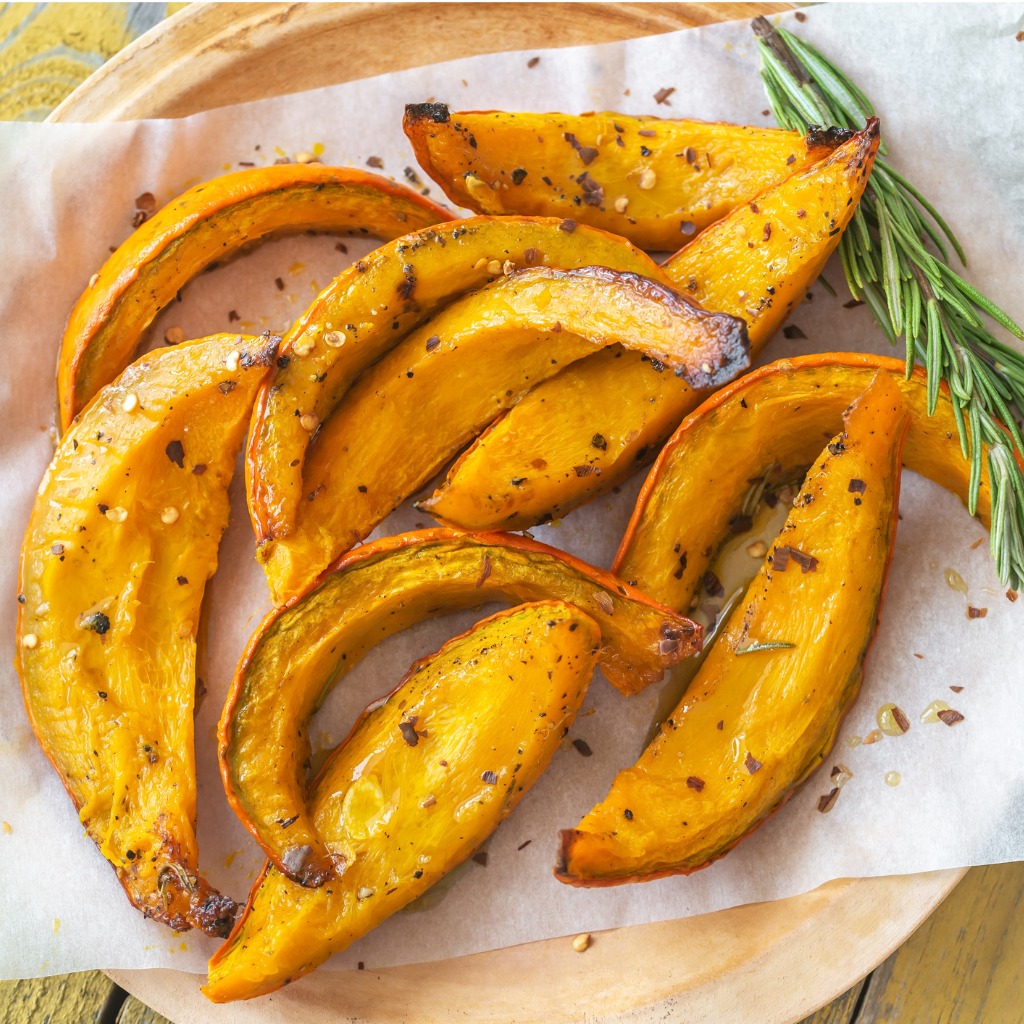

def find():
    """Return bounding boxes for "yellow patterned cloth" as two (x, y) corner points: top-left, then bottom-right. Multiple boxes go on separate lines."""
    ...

(0, 2), (186, 120)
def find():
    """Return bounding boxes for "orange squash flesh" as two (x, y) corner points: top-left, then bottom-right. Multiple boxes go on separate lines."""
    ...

(246, 216), (670, 541)
(614, 353), (990, 612)
(207, 601), (601, 1001)
(257, 265), (748, 600)
(57, 164), (448, 431)
(557, 372), (908, 885)
(17, 332), (279, 934)
(404, 103), (850, 250)
(222, 529), (699, 887)
(422, 122), (880, 531)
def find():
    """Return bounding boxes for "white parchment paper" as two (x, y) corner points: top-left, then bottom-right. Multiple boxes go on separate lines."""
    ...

(1, 2), (1022, 980)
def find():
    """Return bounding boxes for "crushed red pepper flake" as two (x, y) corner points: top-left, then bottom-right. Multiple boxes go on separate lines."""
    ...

(763, 222), (772, 241)
(481, 770), (498, 785)
(366, 156), (384, 169)
(949, 684), (964, 693)
(274, 276), (285, 291)
(398, 721), (419, 747)
(937, 708), (965, 726)
(559, 218), (577, 233)
(527, 56), (540, 68)
(744, 752), (763, 775)
(817, 787), (840, 813)
(572, 738), (593, 757)
(967, 605), (988, 619)
(472, 851), (489, 866)
(848, 478), (867, 494)
(703, 570), (725, 598)
(1007, 590), (1019, 602)
(475, 554), (492, 589)
(653, 86), (676, 105)
(686, 776), (705, 792)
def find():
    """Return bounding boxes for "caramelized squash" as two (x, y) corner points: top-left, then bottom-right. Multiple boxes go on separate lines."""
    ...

(614, 352), (991, 611)
(57, 165), (448, 430)
(423, 122), (880, 531)
(257, 265), (747, 600)
(207, 601), (601, 1001)
(557, 373), (907, 884)
(222, 529), (699, 887)
(247, 216), (669, 540)
(404, 103), (851, 250)
(17, 332), (279, 934)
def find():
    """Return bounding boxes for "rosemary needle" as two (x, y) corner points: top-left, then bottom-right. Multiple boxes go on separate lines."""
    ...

(753, 17), (1024, 591)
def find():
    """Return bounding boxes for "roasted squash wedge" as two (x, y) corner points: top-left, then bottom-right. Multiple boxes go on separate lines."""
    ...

(247, 216), (670, 541)
(17, 332), (279, 934)
(404, 103), (852, 250)
(422, 122), (880, 531)
(557, 372), (908, 884)
(207, 601), (601, 1001)
(258, 265), (747, 600)
(614, 352), (992, 611)
(57, 164), (448, 430)
(222, 529), (699, 887)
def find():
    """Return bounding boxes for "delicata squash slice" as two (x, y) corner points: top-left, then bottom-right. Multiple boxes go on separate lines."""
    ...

(247, 216), (670, 541)
(557, 372), (908, 885)
(17, 332), (280, 935)
(423, 121), (880, 531)
(222, 529), (699, 887)
(207, 601), (602, 1002)
(615, 352), (994, 611)
(57, 164), (447, 430)
(404, 103), (852, 250)
(258, 265), (748, 600)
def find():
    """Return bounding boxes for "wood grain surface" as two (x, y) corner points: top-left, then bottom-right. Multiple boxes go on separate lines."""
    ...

(2, 3), (1021, 1024)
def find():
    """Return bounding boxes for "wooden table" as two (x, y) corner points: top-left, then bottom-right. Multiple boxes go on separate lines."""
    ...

(2, 5), (1022, 1022)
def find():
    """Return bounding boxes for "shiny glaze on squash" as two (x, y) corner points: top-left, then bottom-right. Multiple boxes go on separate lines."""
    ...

(558, 372), (907, 884)
(18, 332), (278, 934)
(207, 602), (601, 1001)
(257, 265), (747, 600)
(614, 352), (991, 611)
(404, 103), (849, 250)
(247, 216), (669, 540)
(57, 164), (447, 430)
(222, 529), (699, 887)
(423, 121), (880, 531)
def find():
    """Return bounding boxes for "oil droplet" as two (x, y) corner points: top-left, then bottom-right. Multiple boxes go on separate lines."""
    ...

(53, 918), (60, 935)
(944, 567), (968, 595)
(921, 700), (951, 724)
(341, 775), (389, 839)
(224, 849), (239, 869)
(312, 142), (325, 157)
(877, 703), (909, 736)
(1, 821), (11, 834)
(288, 261), (307, 276)
(884, 771), (901, 787)
(847, 735), (863, 748)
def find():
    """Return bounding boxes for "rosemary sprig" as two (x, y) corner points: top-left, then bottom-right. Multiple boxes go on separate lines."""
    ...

(753, 17), (1024, 591)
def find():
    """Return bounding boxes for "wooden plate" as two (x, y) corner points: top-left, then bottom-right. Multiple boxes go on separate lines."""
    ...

(50, 4), (963, 1022)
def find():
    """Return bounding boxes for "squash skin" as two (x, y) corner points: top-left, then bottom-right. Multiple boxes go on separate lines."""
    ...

(257, 265), (748, 600)
(403, 103), (848, 250)
(17, 332), (279, 934)
(614, 352), (991, 611)
(422, 121), (880, 531)
(222, 529), (699, 888)
(207, 601), (601, 1002)
(246, 216), (671, 541)
(557, 372), (908, 885)
(57, 164), (448, 431)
